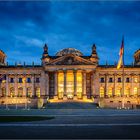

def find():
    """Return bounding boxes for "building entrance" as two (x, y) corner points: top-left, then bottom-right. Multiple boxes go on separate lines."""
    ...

(57, 71), (83, 99)
(66, 72), (74, 99)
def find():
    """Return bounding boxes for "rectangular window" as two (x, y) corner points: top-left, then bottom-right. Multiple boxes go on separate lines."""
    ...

(109, 78), (113, 83)
(36, 78), (40, 83)
(36, 87), (40, 97)
(19, 78), (22, 83)
(134, 87), (138, 96)
(10, 78), (14, 83)
(100, 87), (104, 97)
(126, 77), (130, 83)
(118, 77), (121, 83)
(100, 77), (104, 83)
(27, 78), (31, 83)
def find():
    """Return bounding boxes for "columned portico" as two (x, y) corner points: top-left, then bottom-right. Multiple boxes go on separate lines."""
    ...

(56, 70), (84, 100)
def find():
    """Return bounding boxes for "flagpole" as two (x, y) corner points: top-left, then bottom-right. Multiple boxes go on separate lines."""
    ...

(122, 36), (125, 108)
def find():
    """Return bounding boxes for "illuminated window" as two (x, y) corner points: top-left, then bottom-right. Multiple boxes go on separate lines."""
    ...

(36, 87), (40, 97)
(134, 77), (138, 83)
(108, 87), (113, 97)
(18, 87), (23, 97)
(100, 87), (104, 97)
(27, 87), (32, 97)
(125, 88), (130, 96)
(10, 87), (15, 97)
(134, 87), (138, 96)
(116, 87), (121, 96)
(1, 88), (6, 97)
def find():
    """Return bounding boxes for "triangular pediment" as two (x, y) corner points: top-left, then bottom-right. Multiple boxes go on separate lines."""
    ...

(47, 54), (94, 65)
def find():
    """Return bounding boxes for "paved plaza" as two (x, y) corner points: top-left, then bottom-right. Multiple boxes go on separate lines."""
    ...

(0, 102), (140, 139)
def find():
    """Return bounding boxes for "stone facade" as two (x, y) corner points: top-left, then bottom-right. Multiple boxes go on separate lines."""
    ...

(0, 44), (140, 108)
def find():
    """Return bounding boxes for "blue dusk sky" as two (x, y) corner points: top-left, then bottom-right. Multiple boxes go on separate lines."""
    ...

(0, 1), (140, 65)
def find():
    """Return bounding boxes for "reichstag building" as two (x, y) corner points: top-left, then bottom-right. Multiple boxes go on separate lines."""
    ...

(0, 44), (140, 108)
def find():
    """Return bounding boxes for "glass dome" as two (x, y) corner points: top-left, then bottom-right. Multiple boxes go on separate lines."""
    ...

(56, 48), (83, 56)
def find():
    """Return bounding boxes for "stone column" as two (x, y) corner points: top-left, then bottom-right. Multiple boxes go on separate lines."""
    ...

(105, 73), (108, 98)
(113, 73), (116, 97)
(15, 74), (18, 97)
(82, 71), (86, 99)
(23, 76), (26, 97)
(91, 71), (94, 97)
(6, 74), (9, 97)
(74, 70), (77, 96)
(45, 72), (49, 96)
(54, 71), (58, 98)
(64, 70), (67, 97)
(130, 74), (133, 96)
(122, 73), (125, 97)
(40, 72), (46, 97)
(31, 74), (35, 97)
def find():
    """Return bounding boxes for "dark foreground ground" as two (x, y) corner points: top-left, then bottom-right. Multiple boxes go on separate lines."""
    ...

(0, 102), (140, 139)
(0, 114), (140, 139)
(0, 125), (140, 139)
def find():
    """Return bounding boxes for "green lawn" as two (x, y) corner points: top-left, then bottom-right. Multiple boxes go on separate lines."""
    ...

(0, 116), (54, 122)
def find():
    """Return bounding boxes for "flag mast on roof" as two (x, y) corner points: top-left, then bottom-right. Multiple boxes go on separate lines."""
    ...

(117, 36), (125, 108)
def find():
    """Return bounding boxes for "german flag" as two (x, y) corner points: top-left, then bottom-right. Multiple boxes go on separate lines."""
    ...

(117, 37), (124, 69)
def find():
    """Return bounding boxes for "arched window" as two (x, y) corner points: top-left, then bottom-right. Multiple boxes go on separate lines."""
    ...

(18, 87), (23, 97)
(100, 87), (104, 97)
(10, 87), (15, 97)
(108, 87), (113, 97)
(27, 87), (32, 97)
(36, 87), (40, 98)
(134, 87), (138, 96)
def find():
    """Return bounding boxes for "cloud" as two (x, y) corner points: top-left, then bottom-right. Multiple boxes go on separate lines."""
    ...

(0, 1), (140, 65)
(14, 35), (44, 47)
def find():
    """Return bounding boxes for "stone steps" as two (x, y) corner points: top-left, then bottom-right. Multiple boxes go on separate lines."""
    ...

(46, 102), (98, 109)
